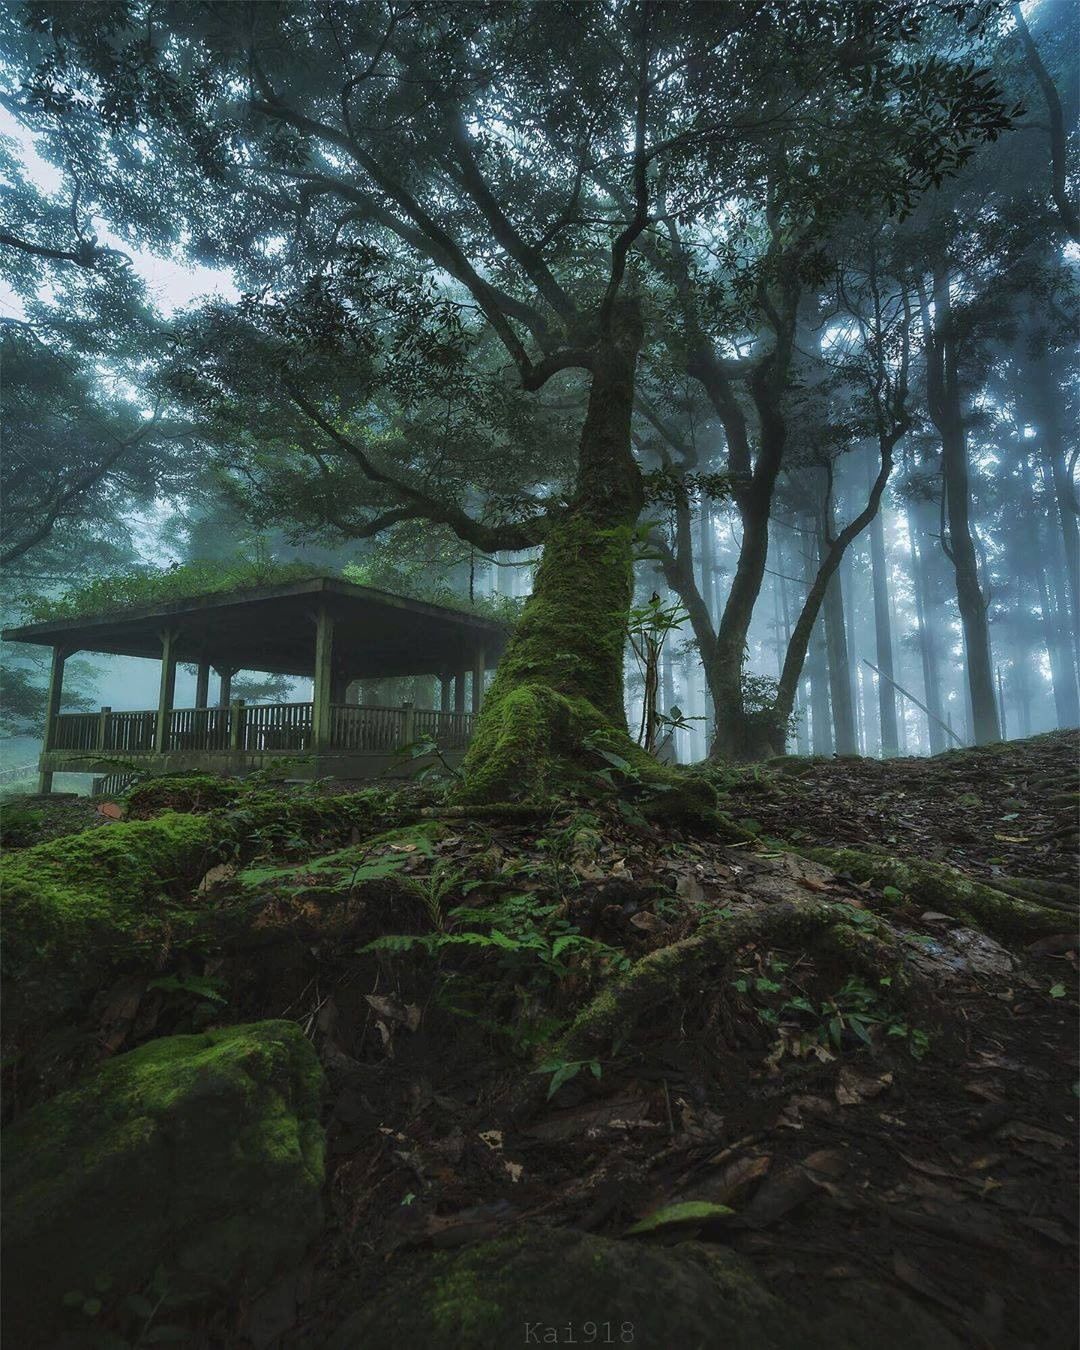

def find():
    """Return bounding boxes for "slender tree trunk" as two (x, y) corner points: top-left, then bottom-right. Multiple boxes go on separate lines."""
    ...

(924, 267), (999, 744)
(802, 517), (833, 755)
(1035, 542), (1080, 727)
(822, 522), (858, 754)
(868, 466), (899, 755)
(908, 503), (947, 754)
(698, 500), (717, 626)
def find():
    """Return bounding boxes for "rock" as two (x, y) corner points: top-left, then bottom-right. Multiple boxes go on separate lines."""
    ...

(325, 1227), (961, 1350)
(326, 1229), (793, 1350)
(2, 1020), (325, 1347)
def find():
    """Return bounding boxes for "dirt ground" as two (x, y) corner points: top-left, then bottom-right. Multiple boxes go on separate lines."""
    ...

(7, 733), (1077, 1348)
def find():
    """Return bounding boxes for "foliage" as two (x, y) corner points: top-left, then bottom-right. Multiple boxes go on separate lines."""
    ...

(26, 557), (326, 623)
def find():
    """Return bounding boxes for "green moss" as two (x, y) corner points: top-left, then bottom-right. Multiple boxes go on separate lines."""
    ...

(804, 846), (1064, 942)
(327, 1228), (797, 1350)
(2, 1021), (324, 1347)
(1, 812), (221, 992)
(27, 558), (325, 623)
(126, 773), (241, 817)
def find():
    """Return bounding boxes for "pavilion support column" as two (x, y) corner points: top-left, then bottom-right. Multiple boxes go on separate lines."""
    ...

(471, 648), (486, 714)
(440, 673), (453, 713)
(312, 605), (335, 753)
(38, 644), (70, 794)
(154, 628), (179, 756)
(195, 659), (211, 709)
(216, 667), (235, 709)
(454, 668), (466, 714)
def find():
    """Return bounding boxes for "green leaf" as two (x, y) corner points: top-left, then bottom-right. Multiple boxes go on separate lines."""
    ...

(882, 885), (903, 902)
(626, 1201), (735, 1236)
(597, 748), (633, 774)
(1049, 983), (1066, 999)
(82, 1298), (103, 1316)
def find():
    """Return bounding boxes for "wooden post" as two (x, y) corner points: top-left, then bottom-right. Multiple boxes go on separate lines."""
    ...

(401, 700), (416, 745)
(312, 605), (334, 752)
(471, 647), (486, 714)
(229, 699), (245, 752)
(454, 668), (466, 714)
(195, 660), (211, 708)
(216, 667), (234, 709)
(97, 706), (111, 752)
(154, 629), (178, 756)
(38, 644), (68, 794)
(440, 673), (452, 713)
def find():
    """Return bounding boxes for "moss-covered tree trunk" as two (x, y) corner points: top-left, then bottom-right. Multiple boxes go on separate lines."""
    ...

(458, 303), (646, 803)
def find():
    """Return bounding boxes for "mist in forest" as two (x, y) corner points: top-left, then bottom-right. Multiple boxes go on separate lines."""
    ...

(0, 0), (1076, 788)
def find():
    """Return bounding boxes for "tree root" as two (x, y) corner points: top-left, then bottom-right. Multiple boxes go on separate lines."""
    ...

(553, 899), (924, 1069)
(988, 875), (1077, 915)
(801, 847), (1069, 943)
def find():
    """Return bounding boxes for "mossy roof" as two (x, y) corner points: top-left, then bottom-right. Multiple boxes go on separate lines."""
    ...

(3, 576), (508, 679)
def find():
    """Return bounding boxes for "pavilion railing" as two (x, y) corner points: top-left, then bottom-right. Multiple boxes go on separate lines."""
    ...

(168, 707), (230, 752)
(240, 702), (313, 752)
(50, 712), (101, 751)
(415, 708), (474, 750)
(50, 703), (478, 757)
(329, 704), (406, 752)
(106, 710), (158, 754)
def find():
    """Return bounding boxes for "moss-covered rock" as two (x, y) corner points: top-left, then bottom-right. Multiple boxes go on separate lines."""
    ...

(327, 1229), (792, 1350)
(2, 1020), (325, 1347)
(2, 811), (224, 1025)
(326, 1228), (960, 1350)
(126, 773), (241, 818)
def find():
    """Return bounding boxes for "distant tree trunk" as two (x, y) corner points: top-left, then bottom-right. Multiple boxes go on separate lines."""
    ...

(923, 267), (999, 744)
(907, 503), (947, 755)
(822, 535), (858, 754)
(698, 501), (717, 626)
(868, 469), (899, 756)
(1035, 542), (1080, 727)
(804, 518), (833, 755)
(1013, 656), (1033, 739)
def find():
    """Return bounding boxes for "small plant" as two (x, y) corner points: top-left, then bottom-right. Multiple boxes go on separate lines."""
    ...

(401, 863), (463, 931)
(730, 957), (930, 1060)
(535, 1056), (602, 1100)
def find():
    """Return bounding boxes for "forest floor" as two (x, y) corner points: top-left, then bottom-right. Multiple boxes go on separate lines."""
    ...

(2, 731), (1077, 1349)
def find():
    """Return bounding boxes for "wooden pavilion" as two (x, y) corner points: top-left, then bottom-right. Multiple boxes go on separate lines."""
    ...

(3, 577), (507, 792)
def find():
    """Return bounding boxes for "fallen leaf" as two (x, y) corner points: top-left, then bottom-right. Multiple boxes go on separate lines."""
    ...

(626, 1200), (735, 1236)
(698, 1153), (772, 1206)
(891, 1251), (969, 1317)
(629, 911), (667, 933)
(676, 873), (706, 904)
(365, 993), (421, 1032)
(835, 1067), (893, 1106)
(995, 1120), (1069, 1150)
(96, 801), (123, 820)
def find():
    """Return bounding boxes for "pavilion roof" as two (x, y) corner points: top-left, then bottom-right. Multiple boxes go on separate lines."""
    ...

(3, 577), (508, 680)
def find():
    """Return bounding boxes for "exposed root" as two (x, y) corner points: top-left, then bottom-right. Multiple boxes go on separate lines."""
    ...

(553, 899), (923, 1070)
(989, 875), (1078, 915)
(802, 847), (1069, 943)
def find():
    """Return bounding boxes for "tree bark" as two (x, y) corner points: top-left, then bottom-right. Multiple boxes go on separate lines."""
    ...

(868, 466), (899, 756)
(924, 267), (1000, 744)
(907, 502), (947, 755)
(459, 301), (649, 801)
(822, 514), (858, 756)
